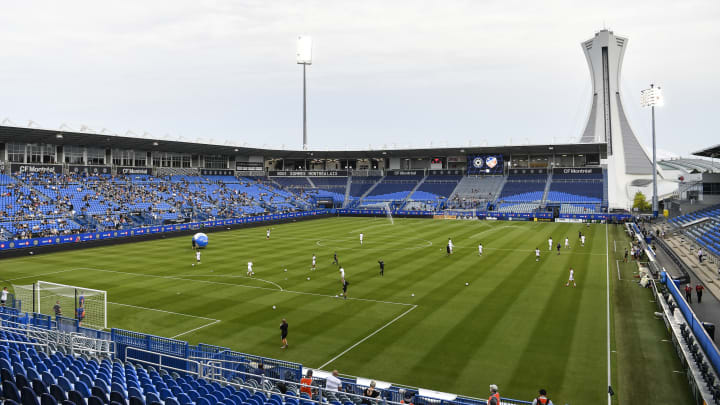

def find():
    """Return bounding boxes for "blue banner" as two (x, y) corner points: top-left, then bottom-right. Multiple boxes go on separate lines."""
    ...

(0, 210), (328, 251)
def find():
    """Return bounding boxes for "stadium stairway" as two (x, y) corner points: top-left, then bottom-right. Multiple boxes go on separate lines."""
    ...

(355, 176), (384, 206)
(539, 171), (553, 209)
(659, 225), (720, 300)
(306, 177), (316, 188)
(342, 177), (351, 208)
(403, 175), (427, 203)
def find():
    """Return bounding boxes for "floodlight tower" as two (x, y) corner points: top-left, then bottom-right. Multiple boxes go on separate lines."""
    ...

(297, 36), (313, 151)
(641, 84), (663, 217)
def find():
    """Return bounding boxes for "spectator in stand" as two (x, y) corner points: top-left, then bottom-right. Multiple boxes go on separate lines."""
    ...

(698, 248), (704, 264)
(487, 385), (500, 405)
(685, 284), (693, 303)
(696, 284), (705, 303)
(361, 381), (380, 405)
(532, 389), (553, 405)
(300, 370), (314, 397)
(325, 370), (343, 393)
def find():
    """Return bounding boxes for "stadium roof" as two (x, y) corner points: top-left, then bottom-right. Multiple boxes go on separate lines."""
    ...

(659, 158), (720, 173)
(693, 144), (720, 158)
(0, 125), (606, 159)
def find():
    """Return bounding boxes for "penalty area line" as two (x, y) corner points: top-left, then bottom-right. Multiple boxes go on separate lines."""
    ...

(108, 301), (222, 340)
(317, 304), (418, 370)
(171, 320), (221, 339)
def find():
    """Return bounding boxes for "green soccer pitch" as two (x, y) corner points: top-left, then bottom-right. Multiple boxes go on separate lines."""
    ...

(0, 217), (694, 404)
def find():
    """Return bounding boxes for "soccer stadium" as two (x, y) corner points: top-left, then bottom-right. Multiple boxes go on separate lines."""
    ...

(1, 4), (720, 405)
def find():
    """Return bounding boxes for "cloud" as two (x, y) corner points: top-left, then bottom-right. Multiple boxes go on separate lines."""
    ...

(0, 0), (718, 153)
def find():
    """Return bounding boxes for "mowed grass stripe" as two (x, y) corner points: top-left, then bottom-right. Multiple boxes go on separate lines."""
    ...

(2, 218), (613, 402)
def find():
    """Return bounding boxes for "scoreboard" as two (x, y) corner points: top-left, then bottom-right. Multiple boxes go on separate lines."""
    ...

(467, 155), (504, 175)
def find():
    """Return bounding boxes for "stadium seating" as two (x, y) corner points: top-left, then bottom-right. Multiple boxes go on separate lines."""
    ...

(410, 175), (462, 201)
(546, 172), (603, 203)
(497, 174), (547, 203)
(363, 175), (423, 202)
(671, 204), (720, 257)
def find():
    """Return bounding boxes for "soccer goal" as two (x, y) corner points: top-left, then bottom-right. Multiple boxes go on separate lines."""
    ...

(34, 281), (108, 330)
(383, 202), (394, 225)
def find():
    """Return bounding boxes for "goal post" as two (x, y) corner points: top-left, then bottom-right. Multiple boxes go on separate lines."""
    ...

(36, 281), (107, 330)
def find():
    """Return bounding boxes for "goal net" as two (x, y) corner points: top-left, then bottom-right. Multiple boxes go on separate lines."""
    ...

(36, 281), (107, 330)
(383, 202), (394, 225)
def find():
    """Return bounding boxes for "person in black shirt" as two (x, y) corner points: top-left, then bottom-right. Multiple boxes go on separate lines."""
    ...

(333, 252), (339, 266)
(280, 319), (289, 349)
(342, 279), (349, 300)
(362, 381), (380, 405)
(378, 260), (384, 276)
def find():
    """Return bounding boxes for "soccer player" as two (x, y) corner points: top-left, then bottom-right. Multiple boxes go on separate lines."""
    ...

(535, 248), (540, 262)
(311, 254), (317, 270)
(191, 238), (197, 250)
(478, 243), (483, 256)
(76, 303), (85, 326)
(266, 229), (271, 240)
(378, 260), (384, 276)
(564, 237), (570, 249)
(566, 268), (576, 287)
(556, 243), (561, 255)
(195, 249), (201, 266)
(360, 233), (364, 246)
(341, 279), (349, 300)
(339, 267), (345, 283)
(247, 261), (254, 276)
(333, 252), (339, 266)
(448, 238), (454, 255)
(280, 319), (289, 349)
(53, 300), (62, 316)
(548, 237), (553, 251)
(623, 248), (629, 263)
(581, 234), (586, 247)
(0, 287), (7, 307)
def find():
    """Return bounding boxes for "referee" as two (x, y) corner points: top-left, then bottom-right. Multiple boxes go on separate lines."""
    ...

(378, 259), (384, 276)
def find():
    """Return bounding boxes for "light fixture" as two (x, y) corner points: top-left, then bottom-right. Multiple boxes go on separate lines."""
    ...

(55, 134), (63, 139)
(152, 142), (159, 146)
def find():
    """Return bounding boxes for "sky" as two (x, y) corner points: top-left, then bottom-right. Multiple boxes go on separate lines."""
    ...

(0, 0), (718, 156)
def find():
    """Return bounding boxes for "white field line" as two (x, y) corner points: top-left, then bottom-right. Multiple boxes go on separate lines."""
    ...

(616, 260), (622, 281)
(5, 269), (78, 282)
(605, 223), (612, 405)
(109, 301), (219, 321)
(176, 274), (283, 291)
(108, 301), (221, 339)
(171, 320), (221, 339)
(317, 304), (418, 369)
(614, 239), (617, 252)
(70, 267), (413, 307)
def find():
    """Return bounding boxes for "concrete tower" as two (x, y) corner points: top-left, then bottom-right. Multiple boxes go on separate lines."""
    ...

(580, 29), (653, 209)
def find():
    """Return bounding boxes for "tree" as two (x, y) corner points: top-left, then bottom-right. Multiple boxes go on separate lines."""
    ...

(633, 191), (651, 211)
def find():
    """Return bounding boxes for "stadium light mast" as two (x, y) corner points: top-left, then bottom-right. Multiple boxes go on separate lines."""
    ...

(640, 84), (663, 217)
(297, 36), (313, 151)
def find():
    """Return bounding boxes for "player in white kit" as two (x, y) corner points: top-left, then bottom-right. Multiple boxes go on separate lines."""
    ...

(478, 243), (483, 256)
(311, 254), (317, 270)
(581, 234), (586, 247)
(339, 267), (345, 283)
(359, 233), (364, 246)
(266, 229), (270, 239)
(548, 237), (553, 251)
(535, 248), (540, 261)
(194, 250), (201, 265)
(566, 268), (576, 287)
(247, 261), (254, 276)
(448, 239), (454, 254)
(564, 237), (570, 249)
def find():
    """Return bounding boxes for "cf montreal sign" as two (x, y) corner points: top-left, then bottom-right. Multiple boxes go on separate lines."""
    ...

(116, 166), (152, 175)
(10, 164), (62, 174)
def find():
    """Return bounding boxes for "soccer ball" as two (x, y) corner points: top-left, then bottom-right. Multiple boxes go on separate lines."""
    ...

(272, 305), (276, 310)
(284, 269), (287, 272)
(307, 277), (310, 280)
(191, 264), (195, 267)
(465, 282), (469, 286)
(192, 233), (209, 248)
(411, 293), (415, 297)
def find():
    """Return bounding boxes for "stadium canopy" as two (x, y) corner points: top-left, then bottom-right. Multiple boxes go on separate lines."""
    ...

(0, 124), (606, 159)
(693, 144), (720, 158)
